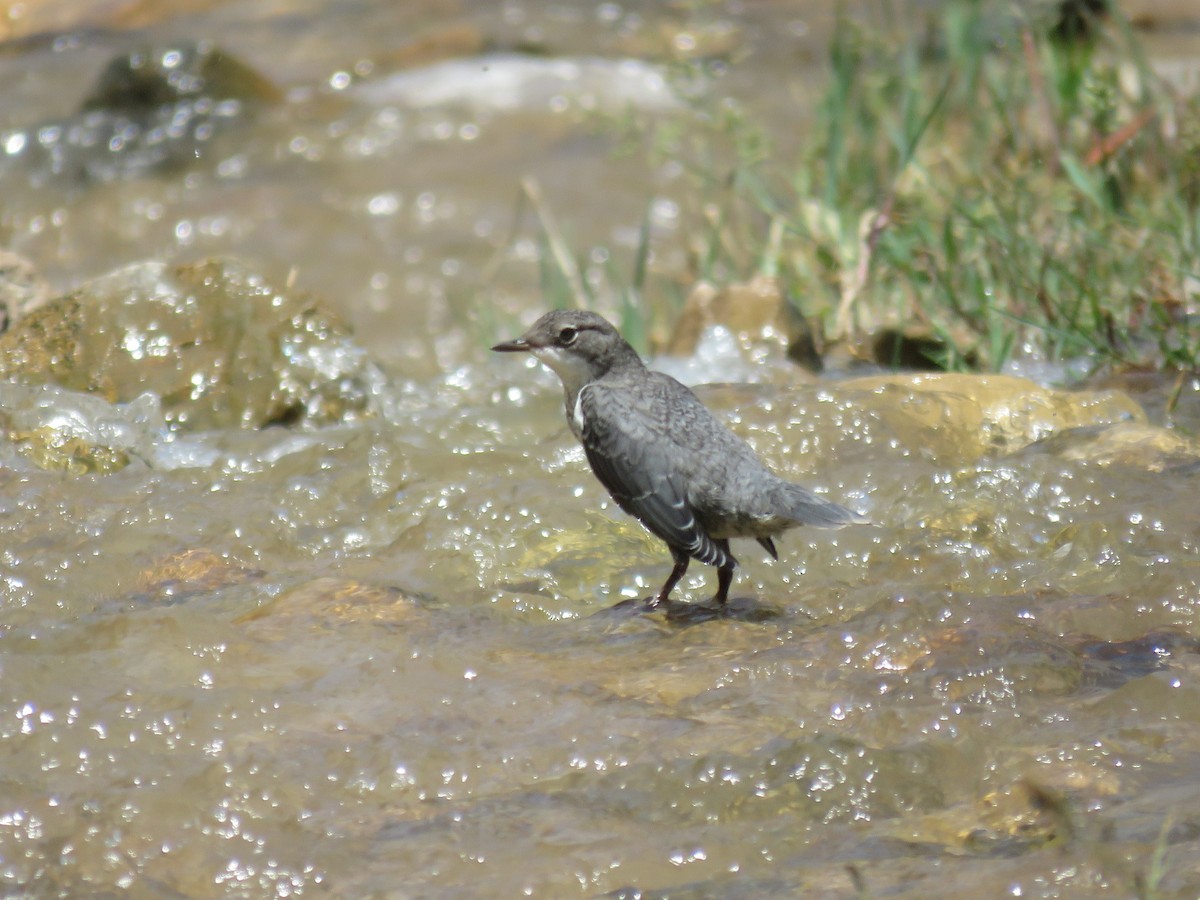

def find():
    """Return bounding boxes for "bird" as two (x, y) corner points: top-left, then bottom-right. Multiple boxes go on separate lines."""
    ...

(492, 309), (865, 607)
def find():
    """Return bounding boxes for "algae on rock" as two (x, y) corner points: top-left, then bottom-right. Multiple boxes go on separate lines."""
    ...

(0, 258), (384, 431)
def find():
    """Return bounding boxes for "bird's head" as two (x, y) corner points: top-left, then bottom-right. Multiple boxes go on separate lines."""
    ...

(492, 310), (640, 392)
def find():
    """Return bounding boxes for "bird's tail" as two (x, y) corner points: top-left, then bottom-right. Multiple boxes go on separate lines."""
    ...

(777, 482), (868, 528)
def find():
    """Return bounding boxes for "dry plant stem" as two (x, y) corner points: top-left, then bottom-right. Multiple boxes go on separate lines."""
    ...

(1084, 107), (1157, 166)
(522, 176), (590, 309)
(835, 193), (894, 339)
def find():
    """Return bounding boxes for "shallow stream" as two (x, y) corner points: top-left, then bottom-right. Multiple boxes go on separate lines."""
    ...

(2, 1), (1200, 897)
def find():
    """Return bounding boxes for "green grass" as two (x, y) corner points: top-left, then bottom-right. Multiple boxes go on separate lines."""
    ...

(622, 1), (1200, 376)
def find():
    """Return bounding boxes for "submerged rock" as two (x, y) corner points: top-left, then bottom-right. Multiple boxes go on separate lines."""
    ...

(0, 258), (385, 431)
(897, 777), (1077, 858)
(236, 576), (419, 640)
(0, 382), (165, 474)
(0, 41), (279, 184)
(839, 372), (1145, 461)
(134, 548), (265, 604)
(80, 41), (281, 116)
(1021, 420), (1200, 471)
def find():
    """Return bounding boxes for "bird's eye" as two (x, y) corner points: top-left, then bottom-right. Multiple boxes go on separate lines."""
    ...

(558, 326), (578, 345)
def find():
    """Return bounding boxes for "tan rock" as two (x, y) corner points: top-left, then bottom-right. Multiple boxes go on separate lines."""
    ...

(839, 372), (1146, 460)
(136, 549), (263, 604)
(665, 275), (822, 371)
(1026, 420), (1200, 470)
(0, 258), (383, 431)
(237, 576), (418, 637)
(7, 424), (130, 474)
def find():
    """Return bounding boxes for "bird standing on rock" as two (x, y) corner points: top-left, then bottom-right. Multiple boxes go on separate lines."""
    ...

(492, 309), (865, 607)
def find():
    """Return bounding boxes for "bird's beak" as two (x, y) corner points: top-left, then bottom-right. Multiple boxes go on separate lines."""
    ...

(491, 336), (531, 353)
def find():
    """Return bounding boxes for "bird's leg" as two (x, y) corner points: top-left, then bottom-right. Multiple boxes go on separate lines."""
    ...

(653, 549), (690, 607)
(713, 539), (734, 605)
(713, 564), (735, 604)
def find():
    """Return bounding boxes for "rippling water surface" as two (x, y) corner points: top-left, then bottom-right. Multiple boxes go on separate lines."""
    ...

(2, 1), (1200, 897)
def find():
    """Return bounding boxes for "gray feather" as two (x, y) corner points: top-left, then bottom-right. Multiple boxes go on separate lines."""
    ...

(581, 382), (733, 568)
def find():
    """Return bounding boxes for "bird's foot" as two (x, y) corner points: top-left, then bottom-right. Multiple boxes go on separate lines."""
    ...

(628, 595), (719, 621)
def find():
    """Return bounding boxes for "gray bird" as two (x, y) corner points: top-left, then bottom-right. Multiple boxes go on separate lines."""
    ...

(492, 309), (864, 606)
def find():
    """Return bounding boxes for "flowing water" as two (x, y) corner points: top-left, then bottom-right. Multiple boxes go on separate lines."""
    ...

(2, 1), (1200, 897)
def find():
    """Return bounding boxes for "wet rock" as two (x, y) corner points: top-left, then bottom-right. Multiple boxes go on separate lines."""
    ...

(969, 780), (1073, 852)
(664, 276), (823, 373)
(0, 258), (385, 431)
(237, 577), (419, 640)
(0, 382), (165, 474)
(839, 372), (1145, 461)
(893, 768), (1120, 857)
(1, 41), (279, 183)
(1021, 420), (1200, 471)
(0, 249), (49, 333)
(81, 41), (281, 115)
(8, 422), (130, 474)
(1075, 629), (1200, 688)
(906, 625), (1085, 703)
(135, 549), (264, 604)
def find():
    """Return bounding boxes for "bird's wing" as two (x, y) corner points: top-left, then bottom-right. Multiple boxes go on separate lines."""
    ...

(579, 383), (730, 567)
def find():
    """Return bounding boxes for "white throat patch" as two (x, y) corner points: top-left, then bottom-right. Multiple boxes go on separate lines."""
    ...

(532, 346), (593, 397)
